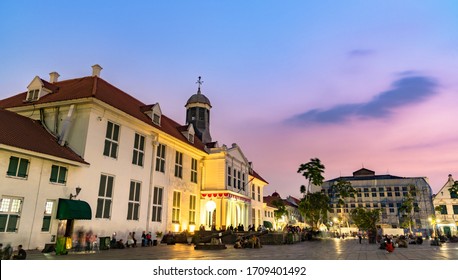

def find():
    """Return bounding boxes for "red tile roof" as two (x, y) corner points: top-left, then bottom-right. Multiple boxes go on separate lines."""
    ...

(0, 108), (88, 164)
(250, 168), (268, 184)
(0, 74), (268, 180)
(0, 76), (207, 152)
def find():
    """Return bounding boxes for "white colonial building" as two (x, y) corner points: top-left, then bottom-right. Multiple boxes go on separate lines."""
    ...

(0, 65), (268, 249)
(432, 174), (458, 237)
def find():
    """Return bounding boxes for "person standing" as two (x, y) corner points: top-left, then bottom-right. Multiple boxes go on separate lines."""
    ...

(357, 231), (362, 244)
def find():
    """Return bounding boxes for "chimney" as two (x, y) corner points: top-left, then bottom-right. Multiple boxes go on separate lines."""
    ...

(91, 64), (103, 77)
(49, 72), (60, 83)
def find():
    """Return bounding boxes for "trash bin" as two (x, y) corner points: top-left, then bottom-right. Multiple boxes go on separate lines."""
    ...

(99, 236), (110, 250)
(55, 237), (68, 255)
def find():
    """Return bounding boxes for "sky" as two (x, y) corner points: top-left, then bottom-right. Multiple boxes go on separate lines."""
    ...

(1, 0), (457, 197)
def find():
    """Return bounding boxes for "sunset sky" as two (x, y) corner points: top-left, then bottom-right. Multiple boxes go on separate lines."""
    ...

(1, 1), (457, 196)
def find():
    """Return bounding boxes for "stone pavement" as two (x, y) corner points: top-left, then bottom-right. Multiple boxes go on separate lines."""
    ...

(23, 237), (458, 260)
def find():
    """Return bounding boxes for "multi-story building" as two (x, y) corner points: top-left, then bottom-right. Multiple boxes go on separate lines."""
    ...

(0, 65), (268, 249)
(432, 174), (458, 237)
(322, 168), (435, 233)
(264, 192), (305, 230)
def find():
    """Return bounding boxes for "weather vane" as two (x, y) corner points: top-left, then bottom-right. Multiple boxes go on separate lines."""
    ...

(196, 76), (203, 93)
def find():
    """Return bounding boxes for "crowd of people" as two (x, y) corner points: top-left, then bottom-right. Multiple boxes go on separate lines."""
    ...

(1, 243), (26, 260)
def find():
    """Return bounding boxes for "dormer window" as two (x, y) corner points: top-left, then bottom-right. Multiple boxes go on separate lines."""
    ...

(153, 113), (161, 125)
(188, 133), (194, 143)
(142, 103), (162, 126)
(27, 89), (40, 101)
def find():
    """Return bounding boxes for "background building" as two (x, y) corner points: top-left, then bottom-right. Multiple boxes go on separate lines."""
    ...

(432, 174), (458, 237)
(322, 168), (435, 234)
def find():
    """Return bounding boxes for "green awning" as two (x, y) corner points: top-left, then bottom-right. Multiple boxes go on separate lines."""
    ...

(56, 198), (92, 220)
(263, 221), (273, 229)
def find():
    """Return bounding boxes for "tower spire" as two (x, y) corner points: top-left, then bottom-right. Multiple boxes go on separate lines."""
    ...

(196, 76), (203, 94)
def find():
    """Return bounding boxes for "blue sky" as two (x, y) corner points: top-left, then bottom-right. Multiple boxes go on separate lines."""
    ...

(1, 0), (457, 196)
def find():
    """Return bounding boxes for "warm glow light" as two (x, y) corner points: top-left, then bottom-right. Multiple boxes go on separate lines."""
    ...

(206, 200), (216, 212)
(173, 223), (179, 232)
(189, 224), (195, 233)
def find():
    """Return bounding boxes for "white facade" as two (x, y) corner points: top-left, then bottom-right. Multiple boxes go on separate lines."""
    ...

(0, 68), (268, 249)
(432, 175), (458, 237)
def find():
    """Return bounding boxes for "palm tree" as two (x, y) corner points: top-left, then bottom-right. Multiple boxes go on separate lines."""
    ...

(297, 158), (325, 196)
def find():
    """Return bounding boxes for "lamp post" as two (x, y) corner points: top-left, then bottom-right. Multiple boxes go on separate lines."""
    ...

(333, 217), (341, 237)
(69, 186), (82, 200)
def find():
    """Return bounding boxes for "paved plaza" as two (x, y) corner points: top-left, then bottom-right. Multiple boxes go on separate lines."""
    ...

(23, 237), (458, 260)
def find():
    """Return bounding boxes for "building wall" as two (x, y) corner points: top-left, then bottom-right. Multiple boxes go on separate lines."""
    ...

(0, 149), (84, 249)
(322, 176), (435, 231)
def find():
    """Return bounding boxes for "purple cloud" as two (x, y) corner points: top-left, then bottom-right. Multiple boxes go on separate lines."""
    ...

(288, 75), (439, 124)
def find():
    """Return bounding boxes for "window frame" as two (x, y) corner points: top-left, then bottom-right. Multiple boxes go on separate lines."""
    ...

(6, 156), (30, 179)
(95, 174), (114, 219)
(155, 144), (166, 173)
(174, 151), (183, 179)
(127, 180), (141, 220)
(0, 196), (23, 232)
(49, 165), (68, 185)
(172, 191), (181, 223)
(189, 195), (196, 225)
(152, 186), (163, 222)
(132, 133), (145, 167)
(103, 121), (120, 159)
(191, 158), (198, 183)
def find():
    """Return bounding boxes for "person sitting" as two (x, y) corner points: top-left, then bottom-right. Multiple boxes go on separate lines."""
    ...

(12, 245), (26, 260)
(385, 237), (395, 253)
(146, 232), (153, 246)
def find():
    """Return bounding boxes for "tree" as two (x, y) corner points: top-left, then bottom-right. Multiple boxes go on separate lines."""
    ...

(298, 192), (330, 230)
(351, 207), (381, 244)
(271, 199), (288, 229)
(298, 158), (325, 195)
(449, 180), (458, 198)
(330, 179), (356, 227)
(398, 186), (419, 233)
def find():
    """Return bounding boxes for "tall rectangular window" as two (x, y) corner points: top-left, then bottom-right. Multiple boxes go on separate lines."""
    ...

(251, 184), (255, 199)
(191, 158), (198, 183)
(132, 133), (145, 166)
(237, 171), (241, 189)
(242, 173), (246, 191)
(227, 166), (232, 187)
(172, 191), (181, 223)
(96, 174), (114, 219)
(41, 200), (54, 232)
(0, 197), (22, 232)
(257, 186), (261, 202)
(453, 205), (458, 214)
(127, 181), (141, 220)
(174, 151), (183, 178)
(439, 205), (448, 215)
(155, 144), (166, 173)
(258, 209), (261, 227)
(103, 121), (120, 158)
(152, 187), (163, 222)
(189, 195), (196, 225)
(7, 156), (29, 178)
(233, 169), (237, 189)
(50, 165), (68, 184)
(252, 208), (256, 226)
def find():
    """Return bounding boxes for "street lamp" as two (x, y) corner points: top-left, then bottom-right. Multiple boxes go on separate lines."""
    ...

(69, 186), (82, 200)
(333, 217), (341, 237)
